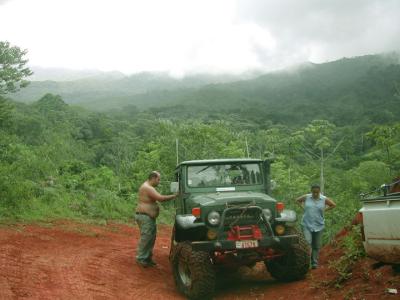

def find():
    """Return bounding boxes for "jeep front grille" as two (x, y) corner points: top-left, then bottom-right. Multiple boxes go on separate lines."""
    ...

(222, 208), (261, 227)
(225, 200), (255, 208)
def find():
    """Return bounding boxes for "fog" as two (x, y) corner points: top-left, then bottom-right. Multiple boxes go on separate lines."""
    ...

(0, 0), (399, 75)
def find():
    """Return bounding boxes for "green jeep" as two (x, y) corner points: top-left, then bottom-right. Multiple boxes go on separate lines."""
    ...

(169, 158), (310, 299)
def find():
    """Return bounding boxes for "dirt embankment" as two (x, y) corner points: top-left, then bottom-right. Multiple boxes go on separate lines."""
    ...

(0, 221), (398, 299)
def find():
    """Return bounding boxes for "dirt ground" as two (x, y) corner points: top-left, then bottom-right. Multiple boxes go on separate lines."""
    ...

(0, 221), (399, 300)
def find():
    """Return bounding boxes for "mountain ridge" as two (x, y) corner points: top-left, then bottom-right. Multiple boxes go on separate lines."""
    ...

(11, 52), (400, 126)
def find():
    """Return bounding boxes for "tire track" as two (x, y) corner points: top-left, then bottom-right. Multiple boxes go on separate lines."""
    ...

(0, 242), (31, 298)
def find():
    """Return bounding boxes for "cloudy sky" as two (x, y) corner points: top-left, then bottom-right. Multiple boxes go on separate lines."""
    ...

(1, 0), (399, 76)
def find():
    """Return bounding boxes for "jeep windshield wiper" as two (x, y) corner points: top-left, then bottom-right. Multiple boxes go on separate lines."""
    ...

(196, 165), (211, 174)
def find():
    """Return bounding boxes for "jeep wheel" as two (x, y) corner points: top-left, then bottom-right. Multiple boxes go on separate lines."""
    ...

(168, 225), (177, 262)
(171, 242), (215, 299)
(265, 227), (310, 281)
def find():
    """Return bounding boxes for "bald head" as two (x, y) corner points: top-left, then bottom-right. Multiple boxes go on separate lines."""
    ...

(148, 171), (161, 187)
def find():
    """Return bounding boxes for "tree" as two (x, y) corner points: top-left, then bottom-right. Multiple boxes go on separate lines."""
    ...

(0, 97), (13, 126)
(0, 41), (32, 126)
(0, 41), (32, 95)
(367, 124), (400, 172)
(301, 120), (340, 193)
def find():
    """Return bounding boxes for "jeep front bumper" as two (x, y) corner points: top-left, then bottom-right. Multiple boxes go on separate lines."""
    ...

(191, 234), (298, 252)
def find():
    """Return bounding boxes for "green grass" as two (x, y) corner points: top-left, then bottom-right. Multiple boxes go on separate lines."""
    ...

(0, 190), (176, 226)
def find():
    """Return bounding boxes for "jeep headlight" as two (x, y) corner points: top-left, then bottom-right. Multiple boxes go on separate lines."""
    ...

(262, 208), (272, 221)
(207, 211), (221, 226)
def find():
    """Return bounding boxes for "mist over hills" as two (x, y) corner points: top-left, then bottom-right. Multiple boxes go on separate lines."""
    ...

(12, 68), (258, 106)
(110, 52), (400, 126)
(11, 52), (400, 126)
(28, 67), (126, 81)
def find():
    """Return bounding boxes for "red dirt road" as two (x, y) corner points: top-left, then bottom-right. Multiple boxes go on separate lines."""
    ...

(0, 221), (398, 299)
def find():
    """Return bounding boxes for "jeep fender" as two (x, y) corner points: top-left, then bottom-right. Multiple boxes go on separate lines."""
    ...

(275, 209), (297, 224)
(175, 215), (205, 230)
(174, 215), (207, 242)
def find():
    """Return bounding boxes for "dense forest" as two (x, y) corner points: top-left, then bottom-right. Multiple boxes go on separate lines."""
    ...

(1, 41), (400, 243)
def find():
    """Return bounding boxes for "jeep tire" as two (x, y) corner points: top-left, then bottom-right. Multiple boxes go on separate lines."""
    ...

(265, 227), (310, 281)
(171, 242), (215, 299)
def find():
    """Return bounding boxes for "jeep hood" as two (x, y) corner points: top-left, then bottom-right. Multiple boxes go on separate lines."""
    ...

(189, 192), (276, 207)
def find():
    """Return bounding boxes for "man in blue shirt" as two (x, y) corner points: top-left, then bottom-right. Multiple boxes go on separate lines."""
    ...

(296, 185), (336, 269)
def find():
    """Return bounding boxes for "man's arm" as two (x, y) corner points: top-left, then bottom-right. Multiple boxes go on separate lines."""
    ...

(147, 186), (176, 202)
(325, 197), (336, 211)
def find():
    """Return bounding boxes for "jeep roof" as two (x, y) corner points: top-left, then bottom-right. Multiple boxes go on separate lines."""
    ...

(177, 158), (263, 167)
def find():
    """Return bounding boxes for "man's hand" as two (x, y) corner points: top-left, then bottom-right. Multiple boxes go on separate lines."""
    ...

(164, 193), (177, 201)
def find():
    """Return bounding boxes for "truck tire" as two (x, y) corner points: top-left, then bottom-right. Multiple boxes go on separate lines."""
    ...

(265, 227), (310, 281)
(168, 225), (177, 262)
(171, 242), (215, 300)
(392, 264), (400, 273)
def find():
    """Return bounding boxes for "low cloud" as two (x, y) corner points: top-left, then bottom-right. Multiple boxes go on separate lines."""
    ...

(237, 0), (400, 66)
(1, 0), (399, 74)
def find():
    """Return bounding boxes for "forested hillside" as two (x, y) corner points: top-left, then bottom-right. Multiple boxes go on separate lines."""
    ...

(1, 94), (399, 242)
(12, 53), (400, 127)
(1, 49), (400, 243)
(11, 71), (254, 108)
(124, 53), (400, 126)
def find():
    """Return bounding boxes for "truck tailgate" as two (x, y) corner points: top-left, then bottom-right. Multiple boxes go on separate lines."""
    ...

(360, 197), (400, 264)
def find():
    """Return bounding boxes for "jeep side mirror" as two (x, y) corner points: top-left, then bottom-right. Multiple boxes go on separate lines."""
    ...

(270, 180), (277, 191)
(170, 182), (179, 193)
(263, 154), (275, 164)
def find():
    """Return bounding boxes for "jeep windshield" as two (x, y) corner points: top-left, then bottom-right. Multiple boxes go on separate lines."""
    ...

(187, 163), (263, 187)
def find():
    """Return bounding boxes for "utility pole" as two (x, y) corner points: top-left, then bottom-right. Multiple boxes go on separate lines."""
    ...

(176, 138), (179, 165)
(245, 137), (250, 158)
(288, 143), (292, 200)
(361, 133), (364, 153)
(320, 147), (324, 194)
(288, 142), (292, 186)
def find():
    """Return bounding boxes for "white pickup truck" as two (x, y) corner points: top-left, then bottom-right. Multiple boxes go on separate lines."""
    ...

(359, 179), (400, 268)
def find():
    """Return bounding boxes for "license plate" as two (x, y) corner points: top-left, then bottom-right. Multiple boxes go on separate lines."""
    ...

(235, 240), (259, 249)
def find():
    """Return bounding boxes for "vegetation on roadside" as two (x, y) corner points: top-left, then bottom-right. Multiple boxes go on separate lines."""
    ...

(328, 225), (366, 287)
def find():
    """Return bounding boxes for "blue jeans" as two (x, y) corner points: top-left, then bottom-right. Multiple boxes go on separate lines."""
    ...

(135, 214), (157, 263)
(303, 227), (323, 267)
